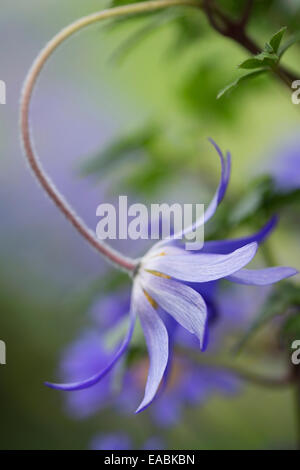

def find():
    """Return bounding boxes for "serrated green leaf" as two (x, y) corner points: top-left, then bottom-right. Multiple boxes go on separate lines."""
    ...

(234, 283), (300, 353)
(217, 69), (268, 99)
(239, 52), (278, 70)
(238, 58), (264, 70)
(269, 26), (287, 53)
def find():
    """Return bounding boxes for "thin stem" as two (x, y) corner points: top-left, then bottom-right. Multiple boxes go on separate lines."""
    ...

(20, 0), (199, 274)
(177, 347), (293, 388)
(203, 0), (225, 34)
(239, 0), (254, 30)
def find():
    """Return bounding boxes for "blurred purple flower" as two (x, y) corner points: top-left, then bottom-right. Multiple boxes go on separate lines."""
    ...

(60, 330), (113, 419)
(152, 365), (239, 428)
(122, 349), (240, 428)
(90, 433), (132, 451)
(59, 288), (240, 426)
(90, 290), (130, 331)
(267, 134), (300, 190)
(90, 433), (164, 450)
(142, 436), (165, 450)
(48, 141), (297, 413)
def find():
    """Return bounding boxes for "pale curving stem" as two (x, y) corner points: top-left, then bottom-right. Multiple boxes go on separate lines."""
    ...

(20, 0), (199, 274)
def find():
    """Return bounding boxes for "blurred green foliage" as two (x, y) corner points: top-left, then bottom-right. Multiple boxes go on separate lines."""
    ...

(235, 282), (300, 353)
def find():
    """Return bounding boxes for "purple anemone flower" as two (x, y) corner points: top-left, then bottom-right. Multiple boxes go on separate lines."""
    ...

(46, 141), (297, 413)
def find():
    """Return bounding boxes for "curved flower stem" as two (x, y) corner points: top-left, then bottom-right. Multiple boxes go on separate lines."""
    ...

(177, 347), (293, 388)
(20, 0), (199, 275)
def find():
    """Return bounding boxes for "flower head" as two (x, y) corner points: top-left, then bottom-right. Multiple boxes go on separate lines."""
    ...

(46, 141), (297, 413)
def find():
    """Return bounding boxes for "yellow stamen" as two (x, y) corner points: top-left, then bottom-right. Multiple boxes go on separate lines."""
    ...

(145, 269), (171, 279)
(148, 251), (167, 259)
(143, 289), (158, 309)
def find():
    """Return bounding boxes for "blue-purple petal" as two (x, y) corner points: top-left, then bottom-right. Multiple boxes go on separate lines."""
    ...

(60, 331), (114, 418)
(203, 139), (231, 224)
(134, 283), (169, 414)
(145, 242), (258, 283)
(142, 273), (207, 350)
(227, 267), (298, 285)
(154, 140), (230, 249)
(45, 307), (136, 391)
(203, 216), (278, 255)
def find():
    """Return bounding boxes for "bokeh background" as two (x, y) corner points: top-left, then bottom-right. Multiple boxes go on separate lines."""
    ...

(0, 0), (300, 450)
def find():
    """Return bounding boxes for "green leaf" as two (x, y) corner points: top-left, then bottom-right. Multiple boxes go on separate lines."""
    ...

(264, 42), (274, 53)
(278, 31), (300, 57)
(269, 26), (287, 53)
(234, 283), (300, 353)
(238, 58), (263, 70)
(239, 51), (278, 70)
(125, 158), (168, 194)
(229, 176), (274, 225)
(229, 177), (300, 226)
(268, 188), (300, 210)
(217, 68), (268, 99)
(237, 28), (286, 71)
(79, 125), (158, 177)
